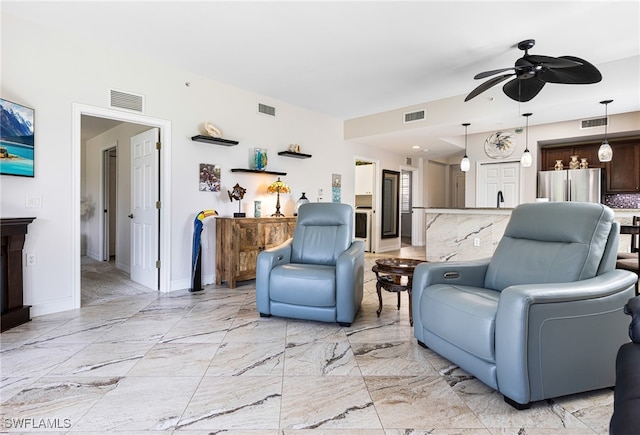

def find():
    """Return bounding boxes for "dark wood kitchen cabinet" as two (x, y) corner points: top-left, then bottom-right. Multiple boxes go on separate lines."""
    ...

(606, 141), (640, 193)
(540, 137), (640, 193)
(540, 143), (605, 171)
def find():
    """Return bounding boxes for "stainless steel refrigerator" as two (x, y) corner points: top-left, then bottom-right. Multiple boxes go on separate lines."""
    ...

(538, 169), (602, 203)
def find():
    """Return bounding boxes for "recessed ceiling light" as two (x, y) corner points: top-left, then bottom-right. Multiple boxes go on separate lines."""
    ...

(411, 145), (421, 149)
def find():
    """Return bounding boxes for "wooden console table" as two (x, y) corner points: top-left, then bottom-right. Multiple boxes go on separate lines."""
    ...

(1, 217), (36, 331)
(216, 216), (296, 288)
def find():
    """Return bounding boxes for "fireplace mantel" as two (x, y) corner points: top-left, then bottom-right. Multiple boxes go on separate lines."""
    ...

(1, 217), (36, 331)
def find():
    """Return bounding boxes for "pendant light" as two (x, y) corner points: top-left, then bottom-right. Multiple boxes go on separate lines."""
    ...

(520, 113), (533, 167)
(598, 99), (613, 162)
(460, 123), (470, 172)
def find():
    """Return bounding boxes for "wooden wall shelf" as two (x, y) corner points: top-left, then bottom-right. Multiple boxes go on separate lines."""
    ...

(191, 135), (239, 146)
(231, 168), (287, 176)
(278, 151), (312, 159)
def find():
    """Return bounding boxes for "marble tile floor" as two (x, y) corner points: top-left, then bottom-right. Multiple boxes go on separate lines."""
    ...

(0, 248), (614, 433)
(80, 256), (157, 306)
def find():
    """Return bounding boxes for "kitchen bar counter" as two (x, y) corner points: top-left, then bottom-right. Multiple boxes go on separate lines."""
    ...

(425, 209), (510, 262)
(424, 207), (639, 263)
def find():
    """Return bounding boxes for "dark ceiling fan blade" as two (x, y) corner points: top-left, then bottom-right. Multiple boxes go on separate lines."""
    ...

(537, 56), (602, 84)
(503, 77), (546, 102)
(465, 40), (601, 104)
(525, 54), (582, 68)
(474, 67), (515, 80)
(465, 73), (514, 101)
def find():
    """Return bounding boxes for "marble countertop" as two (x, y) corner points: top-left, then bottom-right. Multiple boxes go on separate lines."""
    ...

(423, 208), (513, 215)
(422, 207), (639, 216)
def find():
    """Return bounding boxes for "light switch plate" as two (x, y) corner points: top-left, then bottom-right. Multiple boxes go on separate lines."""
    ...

(25, 195), (42, 208)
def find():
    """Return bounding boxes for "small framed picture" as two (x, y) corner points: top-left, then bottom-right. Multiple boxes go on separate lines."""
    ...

(199, 163), (220, 192)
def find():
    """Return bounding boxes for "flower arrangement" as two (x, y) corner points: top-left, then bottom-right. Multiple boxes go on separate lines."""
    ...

(80, 197), (94, 218)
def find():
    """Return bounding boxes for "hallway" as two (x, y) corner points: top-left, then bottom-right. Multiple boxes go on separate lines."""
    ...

(81, 256), (155, 306)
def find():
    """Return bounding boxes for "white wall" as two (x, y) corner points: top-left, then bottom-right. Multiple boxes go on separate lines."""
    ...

(1, 13), (406, 316)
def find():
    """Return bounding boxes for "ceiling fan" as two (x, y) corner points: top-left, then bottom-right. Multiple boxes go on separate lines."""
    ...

(465, 39), (602, 102)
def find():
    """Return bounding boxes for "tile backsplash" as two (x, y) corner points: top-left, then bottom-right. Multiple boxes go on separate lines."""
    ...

(604, 193), (640, 209)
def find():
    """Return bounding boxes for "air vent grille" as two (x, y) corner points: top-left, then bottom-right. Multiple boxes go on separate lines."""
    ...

(257, 103), (276, 117)
(581, 117), (607, 129)
(404, 110), (425, 124)
(405, 157), (413, 166)
(110, 89), (144, 112)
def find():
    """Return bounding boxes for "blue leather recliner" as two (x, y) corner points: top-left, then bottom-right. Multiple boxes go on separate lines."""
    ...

(256, 203), (364, 326)
(412, 202), (638, 409)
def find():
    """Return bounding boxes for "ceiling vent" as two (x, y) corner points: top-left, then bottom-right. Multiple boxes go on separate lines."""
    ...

(405, 157), (413, 166)
(109, 89), (144, 113)
(257, 103), (276, 117)
(580, 117), (608, 130)
(404, 109), (425, 124)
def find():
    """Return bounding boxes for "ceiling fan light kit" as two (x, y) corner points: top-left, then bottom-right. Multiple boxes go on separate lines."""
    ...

(520, 113), (533, 168)
(598, 99), (614, 162)
(460, 123), (471, 172)
(465, 39), (602, 103)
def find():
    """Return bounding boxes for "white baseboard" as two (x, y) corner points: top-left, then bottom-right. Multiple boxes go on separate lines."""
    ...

(170, 273), (214, 292)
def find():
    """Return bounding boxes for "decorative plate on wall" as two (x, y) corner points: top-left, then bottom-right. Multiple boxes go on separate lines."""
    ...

(484, 131), (516, 159)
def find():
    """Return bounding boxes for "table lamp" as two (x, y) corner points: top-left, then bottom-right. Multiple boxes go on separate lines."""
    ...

(267, 177), (290, 217)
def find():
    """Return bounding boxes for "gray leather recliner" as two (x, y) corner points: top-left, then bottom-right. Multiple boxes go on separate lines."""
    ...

(256, 203), (364, 326)
(412, 202), (638, 409)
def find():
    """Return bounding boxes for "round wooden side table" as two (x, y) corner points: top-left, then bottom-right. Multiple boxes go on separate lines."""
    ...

(372, 258), (425, 325)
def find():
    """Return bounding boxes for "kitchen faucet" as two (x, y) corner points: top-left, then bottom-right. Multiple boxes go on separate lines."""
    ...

(497, 190), (504, 208)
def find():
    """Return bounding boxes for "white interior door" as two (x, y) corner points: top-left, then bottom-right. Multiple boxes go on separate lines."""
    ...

(477, 161), (520, 208)
(130, 128), (159, 290)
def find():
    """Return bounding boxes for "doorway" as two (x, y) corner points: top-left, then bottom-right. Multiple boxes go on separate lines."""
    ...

(400, 169), (412, 246)
(354, 157), (379, 253)
(72, 103), (172, 310)
(450, 164), (466, 208)
(103, 146), (117, 261)
(83, 124), (159, 301)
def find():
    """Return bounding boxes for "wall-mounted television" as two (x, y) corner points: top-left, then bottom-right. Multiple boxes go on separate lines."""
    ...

(1, 98), (34, 177)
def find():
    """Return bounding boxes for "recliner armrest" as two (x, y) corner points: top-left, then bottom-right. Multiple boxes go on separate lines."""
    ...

(412, 259), (491, 291)
(336, 240), (365, 285)
(256, 238), (293, 314)
(498, 269), (638, 306)
(259, 238), (293, 265)
(495, 269), (638, 405)
(336, 240), (365, 324)
(412, 259), (491, 343)
(337, 239), (364, 263)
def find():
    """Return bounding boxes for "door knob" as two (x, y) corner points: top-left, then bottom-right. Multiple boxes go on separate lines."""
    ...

(128, 214), (134, 219)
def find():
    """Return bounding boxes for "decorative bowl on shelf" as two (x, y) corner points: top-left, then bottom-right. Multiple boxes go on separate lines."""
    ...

(203, 122), (222, 138)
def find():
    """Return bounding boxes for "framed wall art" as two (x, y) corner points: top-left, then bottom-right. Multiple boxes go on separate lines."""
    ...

(0, 98), (34, 177)
(199, 163), (221, 192)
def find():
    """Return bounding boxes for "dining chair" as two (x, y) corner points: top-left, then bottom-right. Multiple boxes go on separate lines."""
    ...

(616, 215), (639, 295)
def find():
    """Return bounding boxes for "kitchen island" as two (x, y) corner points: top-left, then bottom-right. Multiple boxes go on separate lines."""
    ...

(424, 207), (639, 263)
